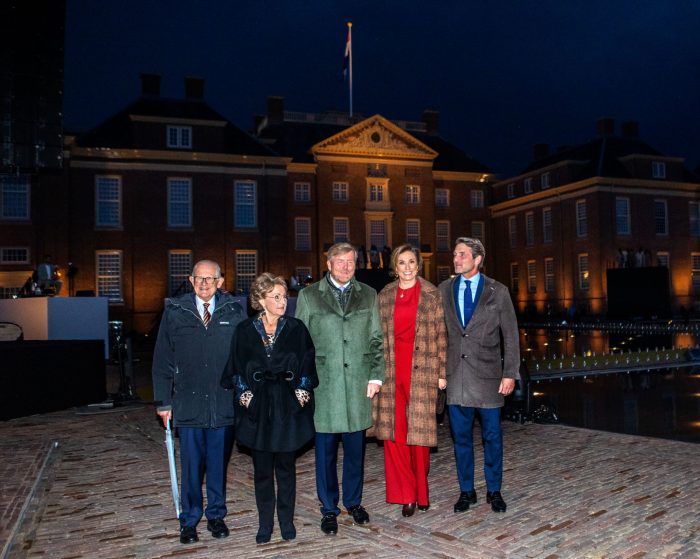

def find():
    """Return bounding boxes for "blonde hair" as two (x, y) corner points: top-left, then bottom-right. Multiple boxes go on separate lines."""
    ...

(249, 272), (287, 311)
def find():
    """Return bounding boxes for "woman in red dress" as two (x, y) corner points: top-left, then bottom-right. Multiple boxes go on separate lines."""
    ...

(374, 244), (447, 516)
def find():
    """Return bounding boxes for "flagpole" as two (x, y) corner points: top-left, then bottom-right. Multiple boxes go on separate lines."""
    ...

(347, 21), (353, 118)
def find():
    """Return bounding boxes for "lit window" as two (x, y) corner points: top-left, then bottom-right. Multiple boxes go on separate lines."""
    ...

(616, 197), (631, 235)
(168, 178), (192, 228)
(404, 185), (420, 204)
(96, 176), (121, 228)
(436, 221), (450, 251)
(1, 174), (30, 219)
(168, 250), (192, 296)
(295, 217), (311, 251)
(578, 254), (589, 290)
(235, 250), (257, 293)
(96, 250), (123, 303)
(294, 182), (311, 203)
(406, 219), (420, 247)
(333, 217), (349, 243)
(435, 188), (449, 208)
(234, 180), (257, 228)
(576, 200), (587, 238)
(332, 182), (349, 202)
(167, 125), (192, 149)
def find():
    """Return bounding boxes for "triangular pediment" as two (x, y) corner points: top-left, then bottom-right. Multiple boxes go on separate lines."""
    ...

(311, 115), (437, 161)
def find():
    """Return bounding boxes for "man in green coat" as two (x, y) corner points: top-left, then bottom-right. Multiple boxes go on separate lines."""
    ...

(295, 242), (385, 536)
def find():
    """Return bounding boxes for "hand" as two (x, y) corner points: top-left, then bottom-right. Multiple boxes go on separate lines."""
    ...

(438, 378), (447, 390)
(498, 378), (516, 396)
(240, 390), (253, 408)
(157, 409), (171, 428)
(367, 382), (381, 399)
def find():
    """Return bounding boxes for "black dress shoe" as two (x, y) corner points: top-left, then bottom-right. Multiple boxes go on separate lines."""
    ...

(486, 491), (507, 512)
(417, 503), (430, 511)
(320, 513), (338, 535)
(401, 503), (416, 517)
(206, 518), (229, 538)
(256, 525), (272, 544)
(453, 490), (477, 513)
(347, 504), (370, 525)
(179, 525), (198, 544)
(281, 522), (296, 541)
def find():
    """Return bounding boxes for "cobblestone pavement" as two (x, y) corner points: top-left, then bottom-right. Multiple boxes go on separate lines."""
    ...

(1, 405), (698, 559)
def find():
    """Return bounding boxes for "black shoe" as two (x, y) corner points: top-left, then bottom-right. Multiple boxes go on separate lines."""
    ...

(347, 504), (370, 525)
(206, 518), (229, 539)
(320, 513), (338, 535)
(179, 525), (198, 544)
(401, 503), (416, 517)
(417, 503), (430, 511)
(486, 491), (507, 512)
(281, 522), (296, 541)
(256, 525), (272, 544)
(453, 490), (477, 513)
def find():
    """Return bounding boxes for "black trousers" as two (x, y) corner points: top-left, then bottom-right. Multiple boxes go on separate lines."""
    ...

(251, 449), (296, 529)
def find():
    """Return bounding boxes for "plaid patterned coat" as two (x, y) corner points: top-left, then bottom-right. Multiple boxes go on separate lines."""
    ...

(373, 278), (447, 447)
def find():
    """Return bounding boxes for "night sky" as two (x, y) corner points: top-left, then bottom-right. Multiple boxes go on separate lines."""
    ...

(64, 0), (700, 177)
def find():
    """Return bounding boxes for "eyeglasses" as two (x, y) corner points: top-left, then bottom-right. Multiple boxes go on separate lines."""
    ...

(266, 294), (288, 302)
(192, 276), (220, 285)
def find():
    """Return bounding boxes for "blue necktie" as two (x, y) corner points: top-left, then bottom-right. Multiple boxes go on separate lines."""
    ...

(463, 279), (474, 327)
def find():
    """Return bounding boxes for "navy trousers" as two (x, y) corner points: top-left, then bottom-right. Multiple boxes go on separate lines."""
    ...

(178, 426), (234, 527)
(448, 405), (503, 492)
(315, 431), (365, 516)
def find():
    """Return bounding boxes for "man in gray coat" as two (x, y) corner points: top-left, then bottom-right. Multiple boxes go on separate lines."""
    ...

(439, 238), (520, 514)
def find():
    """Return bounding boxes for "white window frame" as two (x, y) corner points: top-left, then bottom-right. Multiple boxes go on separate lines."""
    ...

(470, 189), (484, 208)
(333, 217), (349, 243)
(435, 188), (449, 208)
(369, 219), (387, 249)
(167, 125), (192, 149)
(652, 161), (666, 179)
(527, 260), (536, 293)
(525, 211), (535, 246)
(1, 174), (30, 220)
(616, 197), (631, 235)
(0, 247), (30, 264)
(542, 207), (552, 243)
(510, 262), (519, 293)
(332, 181), (349, 202)
(541, 172), (551, 189)
(367, 179), (388, 203)
(294, 182), (311, 203)
(96, 250), (123, 303)
(404, 185), (420, 204)
(167, 177), (192, 228)
(95, 176), (122, 229)
(168, 250), (193, 296)
(508, 215), (517, 248)
(654, 199), (668, 236)
(576, 199), (588, 238)
(295, 217), (311, 251)
(406, 219), (420, 248)
(436, 220), (450, 252)
(235, 250), (258, 293)
(524, 178), (533, 194)
(544, 257), (554, 293)
(234, 180), (257, 228)
(471, 220), (485, 242)
(578, 253), (590, 291)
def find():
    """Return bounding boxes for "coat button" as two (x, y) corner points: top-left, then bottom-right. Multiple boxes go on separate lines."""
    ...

(463, 333), (468, 337)
(344, 363), (348, 368)
(461, 354), (466, 359)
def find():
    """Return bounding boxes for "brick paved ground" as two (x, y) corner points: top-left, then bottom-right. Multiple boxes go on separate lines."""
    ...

(1, 403), (698, 559)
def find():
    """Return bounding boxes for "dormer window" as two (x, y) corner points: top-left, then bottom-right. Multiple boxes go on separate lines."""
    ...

(541, 172), (551, 189)
(652, 161), (666, 179)
(524, 178), (533, 193)
(167, 126), (192, 149)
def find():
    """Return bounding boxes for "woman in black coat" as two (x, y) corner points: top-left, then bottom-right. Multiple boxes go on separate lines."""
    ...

(221, 273), (317, 544)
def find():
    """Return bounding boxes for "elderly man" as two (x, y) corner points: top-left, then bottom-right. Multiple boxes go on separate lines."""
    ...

(295, 242), (385, 535)
(152, 259), (245, 544)
(439, 238), (520, 514)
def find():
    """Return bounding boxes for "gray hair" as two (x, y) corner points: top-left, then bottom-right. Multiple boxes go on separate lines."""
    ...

(191, 259), (222, 278)
(454, 237), (485, 269)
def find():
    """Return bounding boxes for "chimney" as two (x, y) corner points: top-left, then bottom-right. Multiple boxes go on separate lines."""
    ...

(596, 117), (615, 137)
(422, 109), (439, 135)
(140, 73), (161, 97)
(533, 143), (549, 160)
(267, 96), (285, 124)
(254, 114), (265, 134)
(621, 120), (639, 138)
(184, 76), (204, 100)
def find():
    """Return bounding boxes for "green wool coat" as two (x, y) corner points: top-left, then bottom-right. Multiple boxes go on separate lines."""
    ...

(295, 277), (385, 433)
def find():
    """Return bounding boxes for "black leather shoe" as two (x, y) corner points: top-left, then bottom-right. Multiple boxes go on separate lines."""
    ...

(486, 491), (507, 512)
(417, 503), (430, 511)
(320, 513), (338, 535)
(281, 522), (296, 541)
(401, 503), (416, 517)
(206, 518), (229, 538)
(179, 525), (198, 544)
(256, 525), (272, 544)
(453, 490), (477, 513)
(347, 504), (370, 524)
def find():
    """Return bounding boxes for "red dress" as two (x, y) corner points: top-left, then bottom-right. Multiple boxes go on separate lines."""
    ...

(384, 282), (430, 506)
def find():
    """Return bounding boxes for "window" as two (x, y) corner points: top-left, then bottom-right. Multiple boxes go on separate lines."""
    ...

(690, 202), (700, 237)
(575, 200), (587, 237)
(616, 197), (631, 235)
(544, 257), (555, 293)
(652, 161), (666, 179)
(437, 266), (451, 283)
(510, 262), (519, 293)
(578, 253), (589, 290)
(235, 250), (258, 293)
(369, 183), (384, 202)
(95, 176), (121, 228)
(525, 212), (534, 246)
(508, 216), (517, 248)
(96, 250), (123, 303)
(527, 260), (536, 293)
(654, 199), (668, 235)
(1, 174), (30, 219)
(168, 250), (192, 296)
(167, 178), (192, 228)
(524, 178), (533, 194)
(404, 185), (420, 204)
(542, 207), (552, 243)
(367, 163), (388, 177)
(369, 220), (386, 249)
(295, 217), (311, 251)
(406, 219), (420, 247)
(471, 190), (484, 208)
(333, 217), (349, 243)
(294, 182), (311, 203)
(471, 221), (484, 241)
(332, 181), (348, 202)
(167, 125), (192, 149)
(692, 253), (700, 290)
(656, 252), (669, 269)
(234, 180), (257, 228)
(507, 183), (515, 199)
(436, 221), (450, 251)
(435, 188), (449, 208)
(0, 247), (30, 264)
(541, 172), (551, 189)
